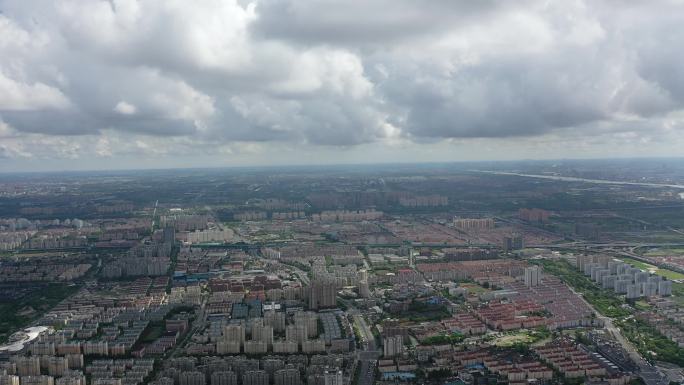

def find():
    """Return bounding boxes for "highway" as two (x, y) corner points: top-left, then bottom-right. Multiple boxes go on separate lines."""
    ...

(350, 307), (380, 385)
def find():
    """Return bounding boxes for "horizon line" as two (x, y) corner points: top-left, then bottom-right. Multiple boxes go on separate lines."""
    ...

(2, 155), (684, 176)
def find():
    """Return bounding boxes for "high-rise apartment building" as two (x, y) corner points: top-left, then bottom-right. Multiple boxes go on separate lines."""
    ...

(503, 234), (524, 252)
(524, 266), (542, 287)
(285, 324), (308, 345)
(293, 312), (318, 338)
(273, 369), (301, 385)
(179, 372), (205, 385)
(264, 311), (286, 332)
(324, 371), (344, 385)
(242, 371), (269, 385)
(251, 324), (274, 346)
(210, 372), (237, 385)
(309, 279), (336, 310)
(454, 218), (495, 230)
(223, 325), (245, 346)
(383, 335), (404, 358)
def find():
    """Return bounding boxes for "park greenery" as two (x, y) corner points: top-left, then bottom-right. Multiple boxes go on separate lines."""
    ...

(421, 333), (465, 345)
(537, 257), (684, 367)
(139, 322), (165, 343)
(489, 327), (551, 347)
(532, 259), (631, 317)
(0, 283), (80, 343)
(400, 300), (451, 322)
(616, 318), (684, 366)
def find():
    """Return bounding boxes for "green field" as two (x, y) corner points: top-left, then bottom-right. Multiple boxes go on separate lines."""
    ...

(619, 257), (684, 280)
(644, 248), (684, 257)
(618, 258), (654, 270)
(494, 333), (533, 346)
(671, 283), (684, 307)
(460, 283), (491, 295)
(634, 300), (652, 311)
(654, 270), (684, 280)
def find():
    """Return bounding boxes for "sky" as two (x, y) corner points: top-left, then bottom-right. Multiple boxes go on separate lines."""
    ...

(1, 0), (684, 172)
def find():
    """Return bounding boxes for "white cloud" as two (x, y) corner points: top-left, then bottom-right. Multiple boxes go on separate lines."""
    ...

(113, 101), (137, 115)
(0, 0), (682, 169)
(0, 120), (15, 137)
(0, 70), (71, 110)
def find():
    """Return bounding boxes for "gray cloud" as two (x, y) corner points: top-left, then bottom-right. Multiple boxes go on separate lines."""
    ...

(250, 0), (516, 47)
(0, 0), (683, 166)
(378, 48), (652, 139)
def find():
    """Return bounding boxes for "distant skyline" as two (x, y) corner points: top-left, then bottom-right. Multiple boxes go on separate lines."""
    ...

(3, 156), (684, 176)
(2, 0), (684, 172)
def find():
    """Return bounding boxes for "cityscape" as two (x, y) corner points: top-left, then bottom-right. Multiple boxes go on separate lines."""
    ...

(3, 1), (684, 385)
(1, 161), (684, 385)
